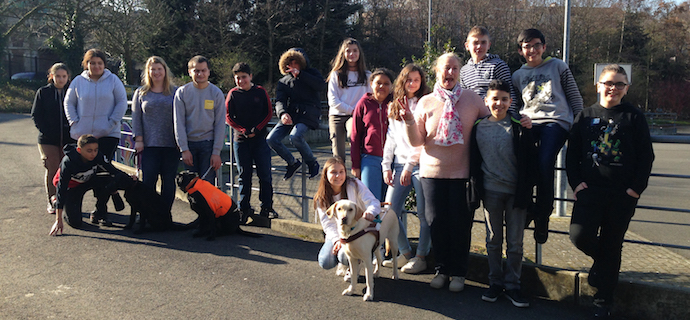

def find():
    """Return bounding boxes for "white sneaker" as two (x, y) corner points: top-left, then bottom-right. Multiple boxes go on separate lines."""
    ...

(382, 254), (408, 268)
(401, 257), (427, 274)
(430, 273), (449, 289)
(335, 263), (348, 277)
(449, 276), (465, 292)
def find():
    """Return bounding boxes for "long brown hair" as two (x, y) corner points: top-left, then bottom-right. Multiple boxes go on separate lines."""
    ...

(313, 157), (351, 211)
(47, 63), (71, 84)
(328, 38), (368, 88)
(389, 64), (429, 120)
(140, 56), (174, 96)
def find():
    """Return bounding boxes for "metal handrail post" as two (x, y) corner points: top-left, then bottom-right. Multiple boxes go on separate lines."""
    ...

(301, 162), (308, 222)
(556, 146), (568, 217)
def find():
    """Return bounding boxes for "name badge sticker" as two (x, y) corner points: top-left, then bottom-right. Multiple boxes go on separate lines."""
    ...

(204, 100), (214, 110)
(591, 118), (600, 126)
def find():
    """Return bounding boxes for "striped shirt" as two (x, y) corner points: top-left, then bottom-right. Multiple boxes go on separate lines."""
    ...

(460, 53), (517, 110)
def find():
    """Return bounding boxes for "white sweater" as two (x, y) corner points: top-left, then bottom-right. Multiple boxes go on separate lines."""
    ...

(327, 70), (371, 116)
(382, 97), (422, 173)
(316, 178), (381, 244)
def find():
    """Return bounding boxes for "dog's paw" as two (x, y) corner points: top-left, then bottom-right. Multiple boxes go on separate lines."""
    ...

(363, 291), (374, 301)
(342, 287), (355, 296)
(392, 271), (399, 280)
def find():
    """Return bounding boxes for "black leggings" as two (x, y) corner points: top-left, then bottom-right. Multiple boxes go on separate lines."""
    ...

(422, 178), (473, 277)
(569, 185), (638, 304)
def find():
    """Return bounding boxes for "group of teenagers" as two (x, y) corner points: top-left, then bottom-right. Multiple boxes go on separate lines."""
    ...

(31, 25), (654, 319)
(313, 26), (654, 319)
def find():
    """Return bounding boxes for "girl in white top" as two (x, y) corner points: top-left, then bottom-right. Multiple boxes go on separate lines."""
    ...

(381, 64), (432, 274)
(327, 38), (371, 161)
(314, 157), (380, 276)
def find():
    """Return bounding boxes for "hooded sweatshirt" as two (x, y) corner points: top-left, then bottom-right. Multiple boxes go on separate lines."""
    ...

(31, 83), (74, 146)
(54, 144), (127, 210)
(64, 69), (128, 140)
(275, 48), (327, 129)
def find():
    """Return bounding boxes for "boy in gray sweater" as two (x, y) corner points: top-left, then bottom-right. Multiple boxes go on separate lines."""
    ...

(173, 56), (226, 184)
(470, 80), (537, 308)
(512, 28), (583, 244)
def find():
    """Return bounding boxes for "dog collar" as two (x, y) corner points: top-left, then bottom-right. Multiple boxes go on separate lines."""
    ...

(184, 177), (200, 193)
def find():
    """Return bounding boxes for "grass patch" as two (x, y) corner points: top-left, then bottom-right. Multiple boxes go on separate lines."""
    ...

(0, 80), (43, 113)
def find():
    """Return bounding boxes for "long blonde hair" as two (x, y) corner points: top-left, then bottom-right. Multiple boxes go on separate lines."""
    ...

(313, 157), (351, 211)
(140, 56), (174, 96)
(328, 38), (368, 88)
(389, 64), (429, 120)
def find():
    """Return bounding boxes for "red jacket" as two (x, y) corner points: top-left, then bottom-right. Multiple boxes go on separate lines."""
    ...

(350, 93), (391, 169)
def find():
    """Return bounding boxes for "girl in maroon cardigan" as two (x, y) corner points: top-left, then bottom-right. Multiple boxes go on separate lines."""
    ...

(350, 68), (395, 201)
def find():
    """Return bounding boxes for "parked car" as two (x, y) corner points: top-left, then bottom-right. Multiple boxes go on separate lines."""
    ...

(11, 72), (42, 80)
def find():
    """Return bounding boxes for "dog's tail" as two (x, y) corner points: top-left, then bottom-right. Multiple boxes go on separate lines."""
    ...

(170, 221), (196, 231)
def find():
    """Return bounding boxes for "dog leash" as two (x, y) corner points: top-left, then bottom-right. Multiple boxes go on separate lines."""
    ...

(200, 166), (214, 181)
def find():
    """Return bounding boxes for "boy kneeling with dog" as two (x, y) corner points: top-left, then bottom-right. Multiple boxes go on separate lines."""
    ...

(49, 134), (136, 235)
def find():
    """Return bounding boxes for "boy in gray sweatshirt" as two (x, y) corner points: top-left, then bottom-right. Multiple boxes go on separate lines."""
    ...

(512, 28), (583, 244)
(174, 55), (226, 184)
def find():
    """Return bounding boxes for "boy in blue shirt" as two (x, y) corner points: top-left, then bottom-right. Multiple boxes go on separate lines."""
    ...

(512, 28), (583, 244)
(470, 80), (537, 307)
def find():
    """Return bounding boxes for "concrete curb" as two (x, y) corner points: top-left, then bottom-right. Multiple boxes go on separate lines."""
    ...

(271, 218), (690, 320)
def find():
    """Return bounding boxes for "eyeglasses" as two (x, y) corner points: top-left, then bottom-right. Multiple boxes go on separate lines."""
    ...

(521, 43), (544, 51)
(599, 81), (628, 90)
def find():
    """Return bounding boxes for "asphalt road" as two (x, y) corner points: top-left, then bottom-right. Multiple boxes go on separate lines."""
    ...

(0, 113), (593, 319)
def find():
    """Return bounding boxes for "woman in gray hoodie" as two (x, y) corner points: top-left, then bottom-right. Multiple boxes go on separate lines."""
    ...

(65, 49), (128, 161)
(64, 48), (128, 224)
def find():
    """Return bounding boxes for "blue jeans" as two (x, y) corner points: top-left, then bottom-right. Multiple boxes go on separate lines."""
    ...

(266, 122), (315, 165)
(318, 237), (350, 270)
(384, 163), (431, 257)
(141, 147), (180, 211)
(360, 154), (386, 201)
(185, 140), (215, 184)
(483, 190), (527, 290)
(233, 136), (273, 212)
(531, 123), (569, 218)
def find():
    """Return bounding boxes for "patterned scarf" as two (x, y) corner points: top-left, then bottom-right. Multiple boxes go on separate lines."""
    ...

(432, 82), (464, 146)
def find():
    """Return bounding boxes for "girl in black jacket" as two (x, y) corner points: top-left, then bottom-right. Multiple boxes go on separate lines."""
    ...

(31, 63), (74, 214)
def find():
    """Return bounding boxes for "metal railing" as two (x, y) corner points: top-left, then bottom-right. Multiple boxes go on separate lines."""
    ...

(116, 93), (690, 267)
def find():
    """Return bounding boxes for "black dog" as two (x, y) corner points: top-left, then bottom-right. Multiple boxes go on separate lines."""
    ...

(123, 180), (190, 234)
(176, 171), (260, 240)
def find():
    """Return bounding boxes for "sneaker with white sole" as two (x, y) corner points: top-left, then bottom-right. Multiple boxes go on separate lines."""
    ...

(430, 273), (449, 289)
(401, 257), (427, 274)
(449, 276), (465, 292)
(382, 254), (408, 268)
(482, 285), (504, 302)
(505, 289), (530, 307)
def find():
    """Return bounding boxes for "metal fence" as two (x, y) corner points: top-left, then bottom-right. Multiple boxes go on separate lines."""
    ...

(116, 92), (690, 266)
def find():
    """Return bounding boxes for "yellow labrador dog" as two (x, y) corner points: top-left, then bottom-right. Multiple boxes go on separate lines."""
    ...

(326, 199), (399, 301)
